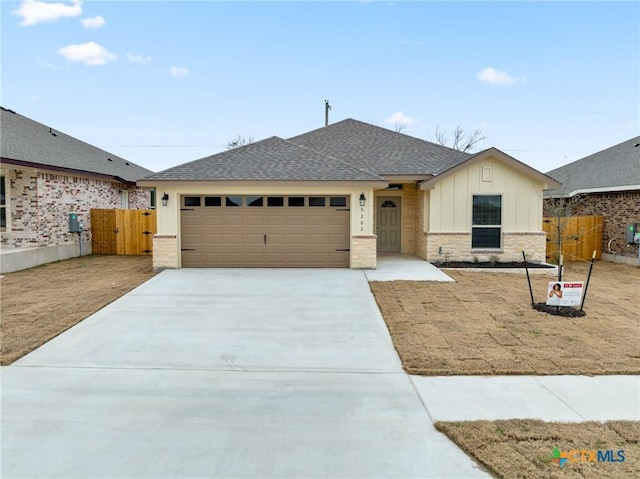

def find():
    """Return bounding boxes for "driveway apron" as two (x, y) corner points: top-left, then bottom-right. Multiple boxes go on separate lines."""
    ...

(1, 269), (488, 478)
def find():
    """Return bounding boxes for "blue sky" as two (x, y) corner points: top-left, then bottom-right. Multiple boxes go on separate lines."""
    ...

(2, 0), (638, 174)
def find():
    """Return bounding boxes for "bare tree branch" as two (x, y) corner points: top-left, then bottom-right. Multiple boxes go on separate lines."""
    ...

(432, 125), (487, 152)
(394, 122), (408, 133)
(226, 134), (254, 150)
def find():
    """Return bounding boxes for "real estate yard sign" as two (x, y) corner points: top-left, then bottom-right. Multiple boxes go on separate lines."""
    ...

(546, 281), (584, 306)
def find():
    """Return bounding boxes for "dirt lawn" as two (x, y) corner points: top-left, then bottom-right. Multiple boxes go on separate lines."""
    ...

(436, 419), (639, 479)
(1, 255), (156, 365)
(370, 261), (640, 376)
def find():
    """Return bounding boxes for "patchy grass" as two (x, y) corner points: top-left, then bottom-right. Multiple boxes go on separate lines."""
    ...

(1, 255), (156, 365)
(435, 419), (639, 479)
(370, 261), (640, 375)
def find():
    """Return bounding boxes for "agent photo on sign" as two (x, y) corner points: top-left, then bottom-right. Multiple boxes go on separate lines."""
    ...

(548, 283), (563, 306)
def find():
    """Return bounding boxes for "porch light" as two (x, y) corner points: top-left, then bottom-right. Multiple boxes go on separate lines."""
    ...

(161, 193), (169, 206)
(359, 193), (366, 207)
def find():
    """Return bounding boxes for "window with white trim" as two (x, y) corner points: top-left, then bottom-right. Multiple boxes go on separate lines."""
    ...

(472, 195), (501, 248)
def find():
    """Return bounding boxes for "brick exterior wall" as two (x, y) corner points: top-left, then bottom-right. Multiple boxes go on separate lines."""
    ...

(401, 183), (417, 254)
(425, 231), (546, 263)
(152, 235), (179, 270)
(544, 190), (640, 260)
(1, 168), (151, 248)
(351, 235), (377, 269)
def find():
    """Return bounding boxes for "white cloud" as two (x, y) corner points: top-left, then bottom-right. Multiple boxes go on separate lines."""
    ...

(385, 111), (416, 128)
(477, 67), (517, 86)
(81, 15), (104, 29)
(169, 66), (189, 78)
(13, 0), (82, 26)
(58, 41), (117, 66)
(127, 53), (152, 64)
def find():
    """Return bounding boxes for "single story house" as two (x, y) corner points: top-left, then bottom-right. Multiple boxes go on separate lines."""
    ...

(0, 107), (154, 272)
(544, 136), (640, 265)
(139, 118), (560, 270)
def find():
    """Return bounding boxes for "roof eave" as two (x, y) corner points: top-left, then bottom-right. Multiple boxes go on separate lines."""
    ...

(1, 157), (140, 185)
(137, 179), (389, 188)
(544, 184), (640, 198)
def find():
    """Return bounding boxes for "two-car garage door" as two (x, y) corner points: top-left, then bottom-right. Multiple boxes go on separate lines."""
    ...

(180, 195), (350, 267)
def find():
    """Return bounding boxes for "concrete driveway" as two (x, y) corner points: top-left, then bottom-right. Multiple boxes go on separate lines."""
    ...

(1, 269), (488, 479)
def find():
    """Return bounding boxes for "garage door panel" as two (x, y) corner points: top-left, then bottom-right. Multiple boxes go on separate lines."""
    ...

(181, 196), (350, 267)
(266, 215), (286, 226)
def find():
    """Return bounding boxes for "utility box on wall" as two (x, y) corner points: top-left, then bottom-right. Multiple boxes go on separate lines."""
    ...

(69, 213), (81, 233)
(626, 223), (638, 244)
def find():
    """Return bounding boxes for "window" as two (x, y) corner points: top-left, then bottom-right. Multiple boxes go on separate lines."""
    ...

(247, 196), (263, 207)
(226, 196), (242, 207)
(309, 197), (325, 207)
(381, 200), (397, 208)
(184, 196), (201, 207)
(205, 196), (222, 207)
(472, 195), (502, 248)
(267, 196), (284, 207)
(0, 175), (5, 229)
(329, 197), (347, 207)
(288, 197), (305, 207)
(150, 189), (156, 209)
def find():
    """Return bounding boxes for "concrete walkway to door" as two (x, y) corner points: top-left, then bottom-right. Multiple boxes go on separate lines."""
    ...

(1, 269), (489, 479)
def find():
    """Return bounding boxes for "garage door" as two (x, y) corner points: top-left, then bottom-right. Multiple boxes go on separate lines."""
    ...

(180, 195), (350, 267)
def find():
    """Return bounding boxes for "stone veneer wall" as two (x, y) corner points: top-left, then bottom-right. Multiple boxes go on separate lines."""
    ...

(152, 235), (179, 270)
(1, 169), (151, 248)
(351, 235), (377, 269)
(425, 231), (546, 263)
(545, 191), (640, 260)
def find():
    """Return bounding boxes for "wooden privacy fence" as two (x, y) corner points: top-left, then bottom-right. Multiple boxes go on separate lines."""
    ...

(543, 215), (603, 262)
(91, 209), (156, 255)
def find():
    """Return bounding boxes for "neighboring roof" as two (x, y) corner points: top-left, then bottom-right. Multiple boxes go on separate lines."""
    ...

(141, 136), (384, 182)
(545, 136), (640, 197)
(288, 118), (471, 176)
(0, 107), (153, 183)
(420, 147), (562, 190)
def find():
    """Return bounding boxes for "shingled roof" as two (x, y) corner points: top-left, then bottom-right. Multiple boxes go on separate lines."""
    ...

(288, 118), (471, 176)
(143, 118), (471, 182)
(545, 136), (640, 197)
(142, 136), (384, 182)
(0, 107), (152, 183)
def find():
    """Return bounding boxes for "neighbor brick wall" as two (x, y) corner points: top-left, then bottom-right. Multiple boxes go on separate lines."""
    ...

(1, 168), (152, 248)
(544, 190), (640, 259)
(351, 235), (377, 269)
(153, 235), (179, 270)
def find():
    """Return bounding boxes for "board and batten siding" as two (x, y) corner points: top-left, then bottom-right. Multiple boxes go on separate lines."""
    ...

(428, 157), (545, 233)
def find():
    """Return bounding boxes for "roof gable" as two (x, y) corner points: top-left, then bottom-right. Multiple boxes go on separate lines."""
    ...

(545, 136), (640, 197)
(419, 147), (561, 190)
(0, 107), (153, 183)
(288, 118), (471, 176)
(141, 136), (383, 182)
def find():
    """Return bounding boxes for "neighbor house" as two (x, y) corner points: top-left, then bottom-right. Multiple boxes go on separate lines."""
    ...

(544, 136), (640, 265)
(0, 107), (154, 272)
(138, 118), (560, 270)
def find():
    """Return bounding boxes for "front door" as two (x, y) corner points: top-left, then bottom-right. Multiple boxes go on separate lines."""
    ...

(376, 197), (401, 252)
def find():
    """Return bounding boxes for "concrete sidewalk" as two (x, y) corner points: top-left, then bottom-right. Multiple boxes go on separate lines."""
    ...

(411, 375), (640, 422)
